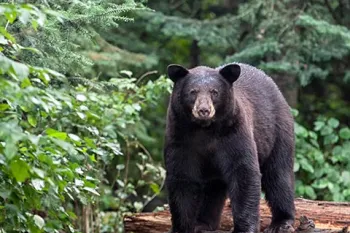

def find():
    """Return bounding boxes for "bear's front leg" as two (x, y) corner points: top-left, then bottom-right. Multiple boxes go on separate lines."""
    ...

(229, 165), (261, 233)
(219, 145), (261, 233)
(166, 178), (202, 233)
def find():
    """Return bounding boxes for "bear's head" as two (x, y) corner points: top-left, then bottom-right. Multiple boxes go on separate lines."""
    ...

(167, 63), (241, 127)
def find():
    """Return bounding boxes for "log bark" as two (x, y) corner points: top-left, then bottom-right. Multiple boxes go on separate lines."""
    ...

(124, 198), (350, 233)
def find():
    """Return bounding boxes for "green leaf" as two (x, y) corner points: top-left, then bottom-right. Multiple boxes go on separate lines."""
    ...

(31, 179), (45, 191)
(46, 128), (67, 140)
(312, 179), (328, 189)
(31, 19), (38, 30)
(150, 182), (160, 194)
(68, 134), (80, 141)
(0, 103), (10, 111)
(51, 138), (77, 155)
(294, 124), (308, 137)
(314, 121), (325, 131)
(76, 94), (87, 102)
(323, 134), (338, 145)
(20, 77), (32, 88)
(0, 27), (16, 43)
(342, 171), (350, 185)
(11, 61), (29, 80)
(304, 186), (316, 199)
(84, 137), (96, 149)
(120, 70), (133, 77)
(83, 187), (100, 196)
(293, 162), (300, 172)
(19, 9), (31, 24)
(300, 159), (314, 173)
(33, 215), (45, 229)
(116, 164), (125, 170)
(32, 168), (45, 178)
(28, 115), (37, 127)
(327, 118), (339, 128)
(320, 126), (333, 136)
(10, 160), (30, 182)
(339, 127), (350, 140)
(133, 201), (143, 211)
(4, 10), (17, 23)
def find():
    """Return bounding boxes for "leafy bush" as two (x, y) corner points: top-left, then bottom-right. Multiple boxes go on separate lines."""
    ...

(294, 110), (350, 201)
(1, 1), (350, 233)
(0, 2), (171, 232)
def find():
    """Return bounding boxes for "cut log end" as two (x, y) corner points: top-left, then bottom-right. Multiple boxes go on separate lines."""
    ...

(124, 198), (350, 233)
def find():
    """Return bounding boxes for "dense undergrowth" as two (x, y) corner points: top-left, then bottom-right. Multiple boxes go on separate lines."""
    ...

(0, 1), (349, 232)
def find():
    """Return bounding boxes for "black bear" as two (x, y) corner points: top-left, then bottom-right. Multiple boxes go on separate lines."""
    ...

(163, 63), (295, 233)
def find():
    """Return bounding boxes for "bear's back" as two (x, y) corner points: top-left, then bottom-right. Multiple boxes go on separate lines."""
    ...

(220, 63), (294, 162)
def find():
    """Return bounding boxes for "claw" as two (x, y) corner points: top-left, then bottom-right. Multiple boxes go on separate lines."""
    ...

(264, 222), (295, 233)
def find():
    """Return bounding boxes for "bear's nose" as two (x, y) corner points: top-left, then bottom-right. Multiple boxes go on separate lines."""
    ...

(198, 108), (210, 117)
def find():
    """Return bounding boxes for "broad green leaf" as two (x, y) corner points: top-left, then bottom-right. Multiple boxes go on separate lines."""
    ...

(342, 171), (350, 185)
(4, 11), (17, 23)
(294, 124), (308, 138)
(320, 126), (333, 136)
(68, 133), (80, 141)
(77, 112), (86, 120)
(0, 103), (10, 111)
(116, 164), (125, 170)
(293, 162), (300, 172)
(304, 186), (316, 199)
(5, 142), (18, 160)
(20, 77), (31, 88)
(150, 182), (160, 194)
(10, 160), (30, 182)
(11, 61), (29, 80)
(33, 215), (45, 229)
(120, 70), (133, 77)
(76, 94), (87, 102)
(31, 19), (39, 30)
(328, 118), (339, 128)
(0, 27), (16, 43)
(31, 179), (45, 191)
(314, 121), (325, 131)
(0, 35), (7, 44)
(312, 179), (328, 189)
(18, 9), (31, 24)
(300, 159), (314, 173)
(51, 138), (77, 155)
(28, 115), (37, 127)
(133, 201), (143, 211)
(339, 127), (350, 140)
(84, 137), (96, 148)
(83, 187), (100, 196)
(46, 128), (67, 140)
(323, 134), (338, 145)
(32, 168), (45, 178)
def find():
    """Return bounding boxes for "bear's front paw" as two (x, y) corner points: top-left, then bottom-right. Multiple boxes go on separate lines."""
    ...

(263, 223), (295, 233)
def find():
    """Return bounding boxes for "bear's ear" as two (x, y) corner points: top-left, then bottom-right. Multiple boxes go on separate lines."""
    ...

(219, 64), (241, 85)
(167, 64), (189, 83)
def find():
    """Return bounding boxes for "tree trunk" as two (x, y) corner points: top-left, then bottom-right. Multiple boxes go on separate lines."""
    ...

(190, 40), (200, 68)
(124, 198), (350, 233)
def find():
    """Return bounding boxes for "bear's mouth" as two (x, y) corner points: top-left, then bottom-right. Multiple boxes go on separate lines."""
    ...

(191, 116), (215, 127)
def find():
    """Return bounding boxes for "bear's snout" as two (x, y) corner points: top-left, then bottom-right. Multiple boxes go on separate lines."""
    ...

(192, 95), (215, 120)
(198, 107), (210, 117)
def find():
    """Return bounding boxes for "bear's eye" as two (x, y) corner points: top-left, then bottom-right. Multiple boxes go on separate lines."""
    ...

(189, 89), (198, 96)
(210, 89), (219, 97)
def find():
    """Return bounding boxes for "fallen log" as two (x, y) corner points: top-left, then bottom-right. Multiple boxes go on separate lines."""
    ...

(124, 198), (350, 233)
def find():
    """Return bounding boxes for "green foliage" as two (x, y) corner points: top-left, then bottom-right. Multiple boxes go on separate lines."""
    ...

(1, 0), (350, 232)
(294, 111), (350, 201)
(0, 2), (171, 232)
